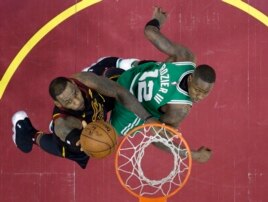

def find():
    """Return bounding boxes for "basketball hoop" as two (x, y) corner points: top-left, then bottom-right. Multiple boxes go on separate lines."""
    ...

(115, 123), (192, 202)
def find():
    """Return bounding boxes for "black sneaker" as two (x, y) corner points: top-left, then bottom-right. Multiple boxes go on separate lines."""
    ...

(12, 111), (38, 153)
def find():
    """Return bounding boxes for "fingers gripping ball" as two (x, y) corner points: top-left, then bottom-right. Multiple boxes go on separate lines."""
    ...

(80, 120), (118, 158)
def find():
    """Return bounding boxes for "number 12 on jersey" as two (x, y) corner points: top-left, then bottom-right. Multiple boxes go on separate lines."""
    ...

(137, 70), (159, 102)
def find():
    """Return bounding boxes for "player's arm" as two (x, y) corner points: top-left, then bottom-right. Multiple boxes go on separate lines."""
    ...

(72, 72), (153, 121)
(158, 104), (212, 163)
(54, 116), (82, 142)
(144, 7), (195, 63)
(54, 116), (83, 150)
(159, 104), (191, 128)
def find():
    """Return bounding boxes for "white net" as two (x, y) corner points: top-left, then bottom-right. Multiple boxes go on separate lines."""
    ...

(116, 124), (191, 198)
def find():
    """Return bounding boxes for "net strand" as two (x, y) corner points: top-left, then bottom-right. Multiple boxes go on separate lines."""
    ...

(117, 125), (190, 197)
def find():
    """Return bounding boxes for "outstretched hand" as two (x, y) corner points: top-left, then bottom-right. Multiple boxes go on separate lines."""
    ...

(191, 146), (212, 163)
(152, 6), (168, 27)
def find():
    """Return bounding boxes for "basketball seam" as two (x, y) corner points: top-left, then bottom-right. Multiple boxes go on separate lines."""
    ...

(89, 146), (115, 153)
(80, 121), (117, 158)
(91, 122), (117, 146)
(81, 134), (113, 152)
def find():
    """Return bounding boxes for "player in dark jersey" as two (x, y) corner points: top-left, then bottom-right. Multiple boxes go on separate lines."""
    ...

(12, 57), (155, 169)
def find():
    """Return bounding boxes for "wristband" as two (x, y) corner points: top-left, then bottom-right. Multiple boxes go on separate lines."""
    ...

(145, 19), (160, 30)
(144, 115), (154, 122)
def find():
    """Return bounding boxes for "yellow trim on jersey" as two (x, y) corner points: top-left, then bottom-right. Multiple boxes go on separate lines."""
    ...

(109, 75), (120, 80)
(62, 146), (66, 158)
(52, 113), (61, 119)
(88, 89), (93, 98)
(98, 93), (105, 102)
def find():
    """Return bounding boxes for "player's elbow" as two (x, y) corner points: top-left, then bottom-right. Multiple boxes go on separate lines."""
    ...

(144, 26), (158, 40)
(173, 48), (196, 63)
(169, 121), (180, 129)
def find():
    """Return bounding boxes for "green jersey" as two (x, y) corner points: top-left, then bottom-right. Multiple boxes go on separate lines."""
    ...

(110, 61), (195, 135)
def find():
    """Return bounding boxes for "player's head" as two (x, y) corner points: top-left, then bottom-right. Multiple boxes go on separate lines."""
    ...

(49, 77), (85, 111)
(187, 64), (216, 103)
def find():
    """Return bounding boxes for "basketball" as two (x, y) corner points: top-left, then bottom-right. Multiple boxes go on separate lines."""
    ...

(80, 120), (118, 158)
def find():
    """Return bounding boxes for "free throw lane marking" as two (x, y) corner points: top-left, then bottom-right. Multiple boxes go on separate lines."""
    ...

(0, 0), (101, 100)
(223, 0), (268, 26)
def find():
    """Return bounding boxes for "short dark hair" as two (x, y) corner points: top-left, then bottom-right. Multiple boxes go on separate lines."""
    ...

(49, 77), (70, 101)
(194, 64), (216, 83)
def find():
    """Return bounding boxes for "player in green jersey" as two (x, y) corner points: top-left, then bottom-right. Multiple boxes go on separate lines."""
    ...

(110, 7), (216, 163)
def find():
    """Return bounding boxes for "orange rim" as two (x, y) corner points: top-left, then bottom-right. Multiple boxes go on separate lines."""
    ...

(115, 123), (192, 201)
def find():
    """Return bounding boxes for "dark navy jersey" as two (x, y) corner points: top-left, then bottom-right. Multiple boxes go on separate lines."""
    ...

(40, 57), (124, 169)
(52, 78), (115, 124)
(50, 78), (115, 161)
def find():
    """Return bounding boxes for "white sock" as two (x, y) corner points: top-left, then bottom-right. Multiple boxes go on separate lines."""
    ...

(116, 58), (139, 70)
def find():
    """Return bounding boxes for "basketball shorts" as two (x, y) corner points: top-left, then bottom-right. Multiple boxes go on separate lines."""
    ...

(39, 133), (89, 169)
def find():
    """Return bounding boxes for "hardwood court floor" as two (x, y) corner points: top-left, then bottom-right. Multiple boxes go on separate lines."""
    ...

(0, 0), (267, 201)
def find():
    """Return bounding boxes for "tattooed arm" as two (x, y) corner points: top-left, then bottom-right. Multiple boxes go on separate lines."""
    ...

(144, 7), (196, 63)
(72, 72), (153, 121)
(154, 104), (212, 163)
(54, 116), (83, 142)
(159, 104), (191, 128)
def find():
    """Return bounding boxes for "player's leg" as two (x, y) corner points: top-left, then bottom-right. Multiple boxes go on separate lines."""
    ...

(12, 111), (61, 156)
(116, 58), (140, 70)
(34, 131), (89, 168)
(37, 133), (62, 156)
(40, 133), (89, 168)
(63, 150), (90, 169)
(82, 57), (119, 75)
(137, 60), (156, 65)
(82, 56), (140, 74)
(12, 111), (89, 168)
